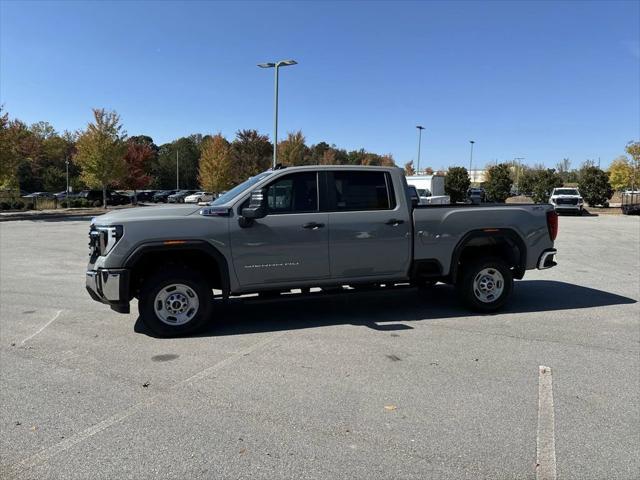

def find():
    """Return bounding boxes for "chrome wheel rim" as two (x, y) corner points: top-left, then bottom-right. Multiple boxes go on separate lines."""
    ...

(472, 268), (504, 303)
(154, 283), (199, 326)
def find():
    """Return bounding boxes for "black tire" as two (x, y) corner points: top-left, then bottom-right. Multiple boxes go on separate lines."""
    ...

(138, 266), (214, 337)
(457, 257), (513, 312)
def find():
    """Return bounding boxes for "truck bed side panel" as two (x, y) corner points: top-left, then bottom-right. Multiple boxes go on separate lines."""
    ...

(412, 204), (554, 275)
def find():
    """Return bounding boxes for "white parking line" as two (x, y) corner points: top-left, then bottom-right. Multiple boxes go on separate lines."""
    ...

(20, 309), (62, 345)
(11, 331), (286, 474)
(536, 365), (557, 480)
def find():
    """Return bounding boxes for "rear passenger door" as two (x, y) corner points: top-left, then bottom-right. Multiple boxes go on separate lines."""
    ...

(326, 170), (411, 279)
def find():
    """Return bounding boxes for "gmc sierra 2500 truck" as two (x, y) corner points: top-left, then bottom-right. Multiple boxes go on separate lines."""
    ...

(86, 165), (558, 336)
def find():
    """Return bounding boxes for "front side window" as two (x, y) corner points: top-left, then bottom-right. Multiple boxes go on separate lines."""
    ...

(331, 171), (394, 211)
(265, 172), (318, 214)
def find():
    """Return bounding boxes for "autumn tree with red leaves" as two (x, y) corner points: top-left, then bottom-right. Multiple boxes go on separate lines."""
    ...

(122, 139), (155, 203)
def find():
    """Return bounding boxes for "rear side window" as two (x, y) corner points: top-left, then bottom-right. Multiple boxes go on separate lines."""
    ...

(330, 171), (395, 211)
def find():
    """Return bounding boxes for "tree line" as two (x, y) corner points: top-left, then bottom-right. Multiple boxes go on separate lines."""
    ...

(440, 145), (639, 207)
(2, 106), (637, 208)
(1, 107), (395, 205)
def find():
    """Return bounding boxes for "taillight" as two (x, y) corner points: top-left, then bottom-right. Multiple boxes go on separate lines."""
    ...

(546, 210), (558, 241)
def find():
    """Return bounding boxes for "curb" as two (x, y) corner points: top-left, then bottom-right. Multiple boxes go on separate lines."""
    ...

(0, 210), (103, 222)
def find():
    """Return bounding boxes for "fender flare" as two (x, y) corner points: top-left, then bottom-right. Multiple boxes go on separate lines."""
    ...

(449, 228), (527, 281)
(123, 240), (230, 297)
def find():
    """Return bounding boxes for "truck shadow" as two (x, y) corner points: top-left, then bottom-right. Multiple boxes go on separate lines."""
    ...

(134, 280), (637, 338)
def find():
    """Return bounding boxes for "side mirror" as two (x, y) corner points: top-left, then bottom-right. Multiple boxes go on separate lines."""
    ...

(239, 188), (267, 227)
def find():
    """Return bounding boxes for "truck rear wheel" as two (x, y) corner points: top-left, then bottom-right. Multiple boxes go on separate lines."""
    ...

(458, 257), (513, 312)
(138, 266), (213, 337)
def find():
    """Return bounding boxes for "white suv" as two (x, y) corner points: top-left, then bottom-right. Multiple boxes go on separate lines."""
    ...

(549, 187), (584, 215)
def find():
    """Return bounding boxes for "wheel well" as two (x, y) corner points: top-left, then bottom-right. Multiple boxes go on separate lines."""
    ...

(128, 249), (224, 299)
(452, 232), (526, 283)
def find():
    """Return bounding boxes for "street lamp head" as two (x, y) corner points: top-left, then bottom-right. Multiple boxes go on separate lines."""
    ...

(469, 140), (475, 144)
(279, 59), (298, 66)
(416, 125), (425, 130)
(258, 62), (276, 68)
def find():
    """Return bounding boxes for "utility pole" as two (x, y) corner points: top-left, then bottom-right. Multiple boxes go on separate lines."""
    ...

(416, 126), (425, 174)
(176, 150), (179, 190)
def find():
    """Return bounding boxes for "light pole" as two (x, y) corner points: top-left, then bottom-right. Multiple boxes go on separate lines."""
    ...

(176, 150), (179, 190)
(258, 59), (298, 168)
(514, 157), (525, 190)
(65, 157), (69, 208)
(469, 140), (475, 183)
(416, 126), (425, 174)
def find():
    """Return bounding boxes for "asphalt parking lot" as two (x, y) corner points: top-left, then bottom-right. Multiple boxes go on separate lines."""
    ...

(1, 213), (638, 480)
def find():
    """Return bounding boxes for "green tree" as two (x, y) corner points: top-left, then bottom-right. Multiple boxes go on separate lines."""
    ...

(608, 156), (633, 192)
(309, 142), (330, 164)
(445, 166), (470, 203)
(530, 169), (564, 204)
(484, 163), (513, 203)
(230, 129), (272, 181)
(578, 166), (613, 207)
(74, 109), (127, 208)
(278, 131), (309, 166)
(156, 137), (200, 189)
(198, 134), (234, 193)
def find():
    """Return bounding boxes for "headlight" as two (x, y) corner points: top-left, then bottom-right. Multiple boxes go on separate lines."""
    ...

(550, 198), (556, 203)
(578, 198), (584, 204)
(89, 225), (123, 257)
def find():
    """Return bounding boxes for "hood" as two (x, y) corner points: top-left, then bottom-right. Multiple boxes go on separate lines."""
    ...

(553, 194), (581, 198)
(92, 205), (202, 224)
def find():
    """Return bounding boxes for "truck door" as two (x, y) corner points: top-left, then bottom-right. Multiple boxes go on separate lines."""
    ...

(229, 171), (330, 287)
(326, 170), (411, 279)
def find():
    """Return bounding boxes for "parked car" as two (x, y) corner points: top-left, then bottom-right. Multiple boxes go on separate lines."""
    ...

(134, 190), (157, 203)
(184, 191), (214, 203)
(467, 188), (486, 204)
(78, 190), (131, 207)
(549, 187), (584, 215)
(54, 191), (79, 200)
(152, 190), (178, 203)
(86, 165), (558, 337)
(23, 191), (55, 199)
(167, 190), (197, 203)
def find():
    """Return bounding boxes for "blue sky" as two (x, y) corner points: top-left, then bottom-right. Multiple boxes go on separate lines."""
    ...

(1, 0), (638, 170)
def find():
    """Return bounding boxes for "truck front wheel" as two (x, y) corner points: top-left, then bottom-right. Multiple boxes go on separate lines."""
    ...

(138, 266), (214, 337)
(458, 257), (513, 312)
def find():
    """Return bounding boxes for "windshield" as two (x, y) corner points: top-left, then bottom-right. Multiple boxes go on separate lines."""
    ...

(555, 188), (578, 195)
(212, 171), (273, 205)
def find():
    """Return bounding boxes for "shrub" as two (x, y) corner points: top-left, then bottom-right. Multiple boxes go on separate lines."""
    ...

(12, 200), (24, 210)
(484, 164), (513, 203)
(530, 169), (564, 204)
(578, 166), (613, 207)
(0, 201), (10, 210)
(445, 166), (470, 203)
(23, 201), (33, 210)
(92, 200), (102, 207)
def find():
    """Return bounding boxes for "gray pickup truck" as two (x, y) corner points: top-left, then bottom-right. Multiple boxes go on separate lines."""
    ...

(86, 165), (558, 336)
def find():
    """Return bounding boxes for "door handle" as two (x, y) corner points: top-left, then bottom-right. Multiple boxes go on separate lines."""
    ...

(302, 222), (325, 230)
(385, 219), (404, 226)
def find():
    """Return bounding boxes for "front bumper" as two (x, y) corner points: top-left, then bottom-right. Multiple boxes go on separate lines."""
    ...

(86, 268), (131, 313)
(553, 203), (582, 211)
